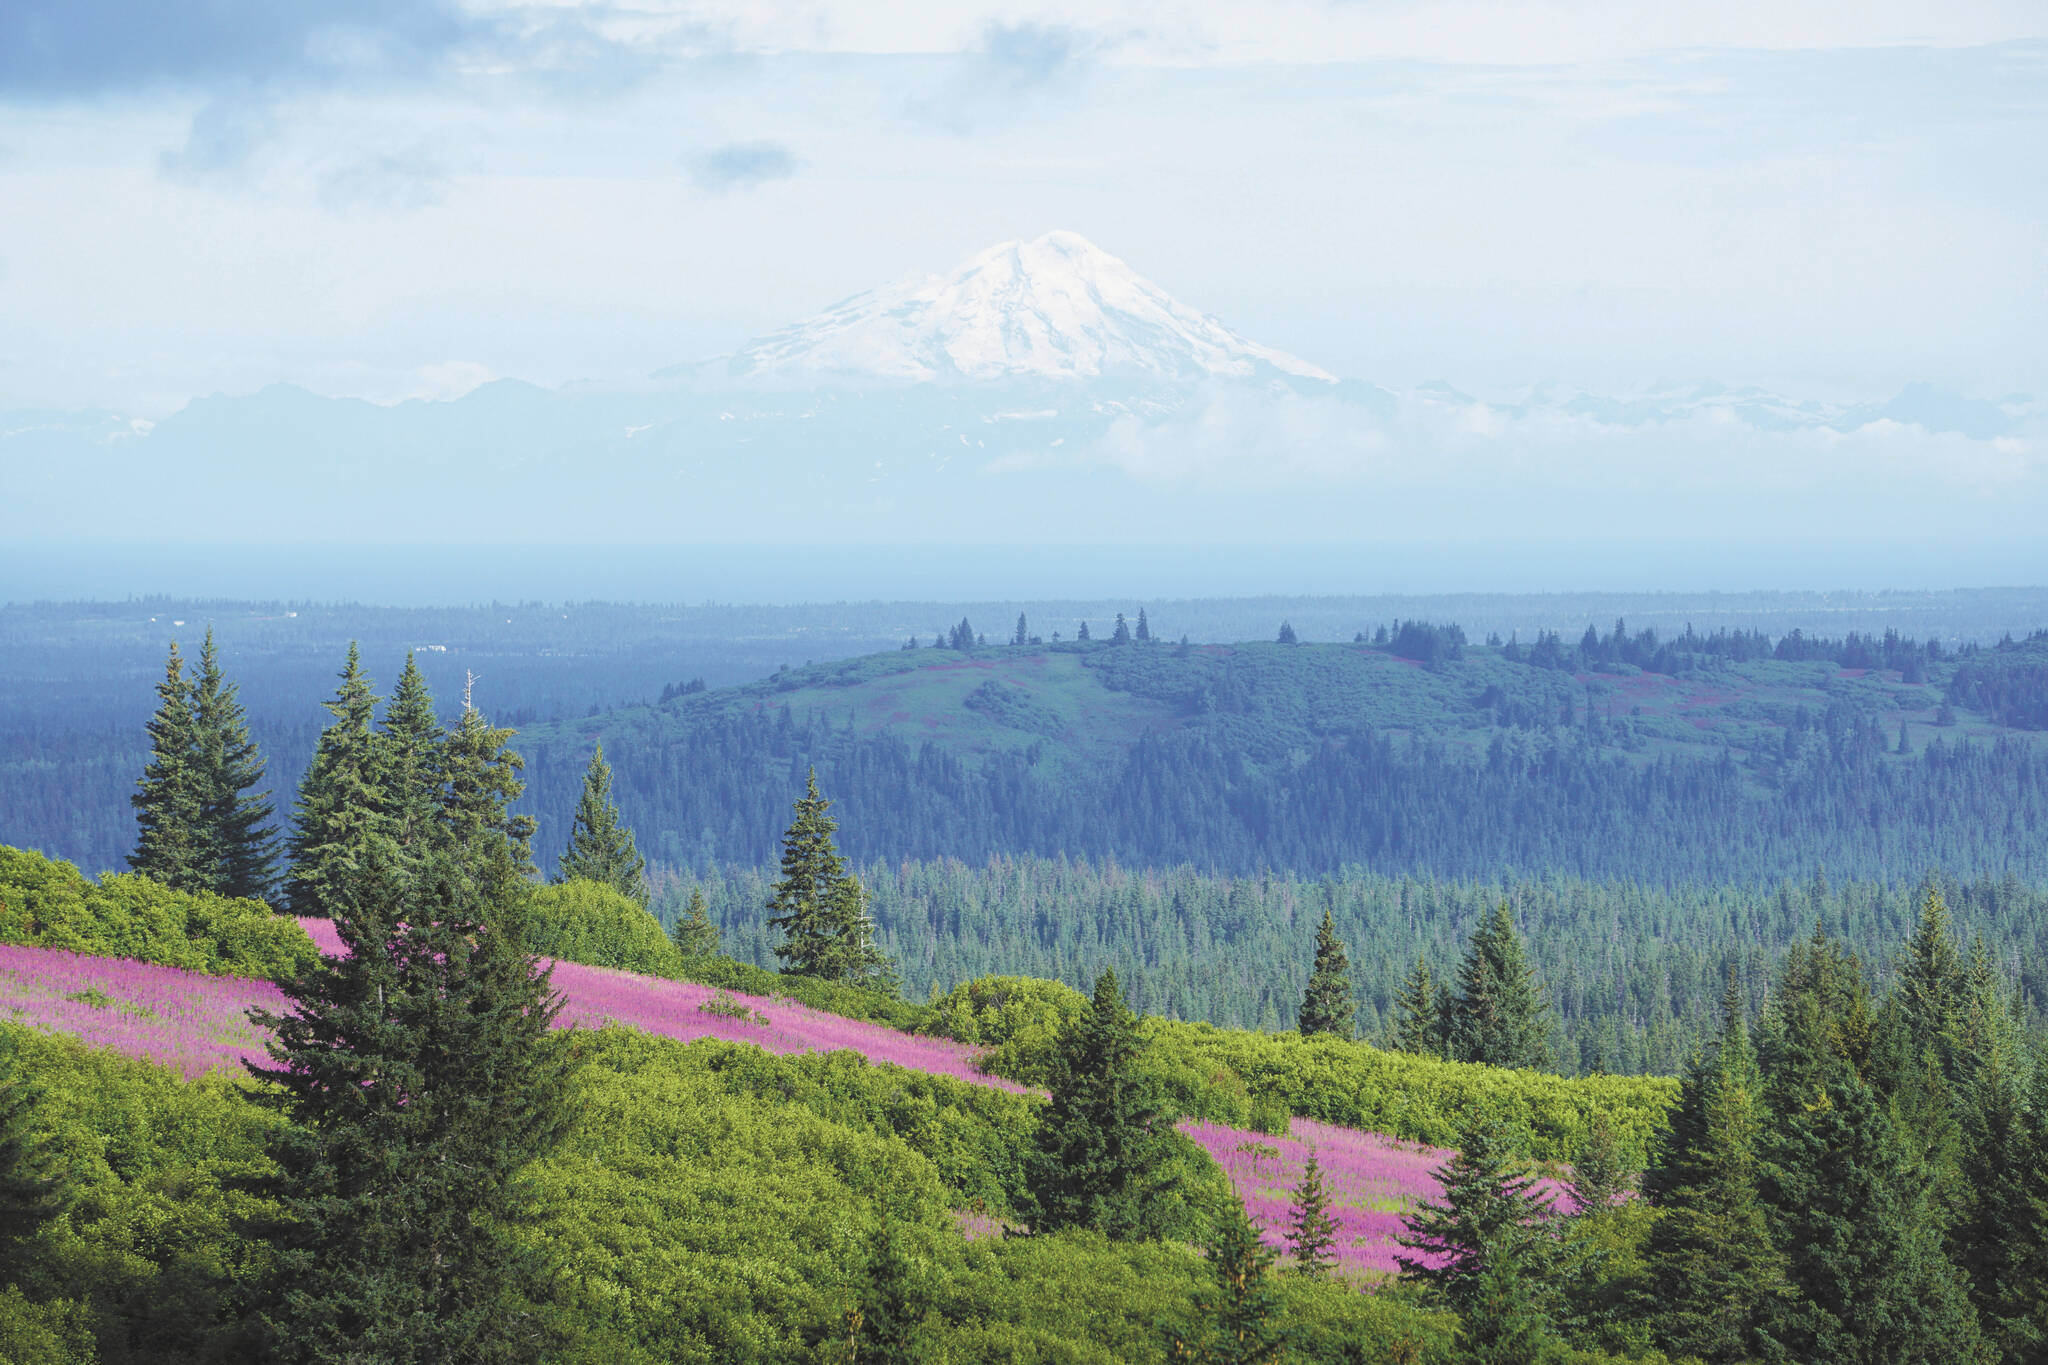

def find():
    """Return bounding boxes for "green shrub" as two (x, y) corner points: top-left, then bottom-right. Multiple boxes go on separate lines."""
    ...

(0, 1287), (99, 1365)
(527, 878), (684, 977)
(7, 1015), (1512, 1365)
(928, 972), (1675, 1166)
(678, 953), (932, 1032)
(0, 845), (315, 981)
(922, 974), (1089, 1076)
(1135, 1019), (1675, 1168)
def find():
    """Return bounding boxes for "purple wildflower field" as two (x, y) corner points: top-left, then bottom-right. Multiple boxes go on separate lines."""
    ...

(2, 919), (1483, 1273)
(1185, 1118), (1465, 1276)
(0, 942), (283, 1079)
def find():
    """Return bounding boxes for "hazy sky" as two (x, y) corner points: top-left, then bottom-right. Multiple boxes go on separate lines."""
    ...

(3, 1), (2044, 416)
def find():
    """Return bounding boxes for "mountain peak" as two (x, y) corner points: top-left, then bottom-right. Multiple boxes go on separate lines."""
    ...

(725, 231), (1335, 387)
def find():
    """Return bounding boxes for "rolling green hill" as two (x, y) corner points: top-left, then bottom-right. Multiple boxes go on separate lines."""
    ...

(516, 630), (2048, 883)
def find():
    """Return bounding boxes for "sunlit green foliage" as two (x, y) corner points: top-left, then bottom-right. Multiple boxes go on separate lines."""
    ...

(528, 878), (681, 977)
(0, 845), (314, 980)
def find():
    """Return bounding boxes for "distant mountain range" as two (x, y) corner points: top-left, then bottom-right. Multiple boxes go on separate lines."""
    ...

(4, 232), (2039, 544)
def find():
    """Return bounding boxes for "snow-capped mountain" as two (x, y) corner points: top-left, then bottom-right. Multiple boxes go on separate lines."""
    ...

(721, 230), (1335, 387)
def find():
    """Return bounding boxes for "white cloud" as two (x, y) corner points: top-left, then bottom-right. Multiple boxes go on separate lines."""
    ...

(1051, 382), (2048, 496)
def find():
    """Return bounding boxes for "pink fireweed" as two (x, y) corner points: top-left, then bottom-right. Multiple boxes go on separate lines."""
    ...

(0, 942), (284, 1079)
(542, 957), (1034, 1092)
(1, 923), (1531, 1275)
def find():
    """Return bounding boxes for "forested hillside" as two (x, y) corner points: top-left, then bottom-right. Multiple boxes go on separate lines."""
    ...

(516, 627), (2048, 883)
(10, 597), (2048, 880)
(673, 857), (2048, 1077)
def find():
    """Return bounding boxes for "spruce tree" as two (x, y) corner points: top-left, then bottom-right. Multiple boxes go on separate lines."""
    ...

(833, 1218), (929, 1364)
(1296, 909), (1355, 1038)
(1759, 930), (1991, 1365)
(130, 639), (203, 888)
(1025, 968), (1178, 1241)
(1136, 608), (1151, 642)
(1397, 1115), (1560, 1360)
(767, 769), (847, 976)
(1392, 954), (1445, 1056)
(246, 835), (572, 1363)
(555, 743), (647, 903)
(765, 771), (896, 988)
(1640, 979), (1782, 1363)
(1954, 1041), (2048, 1361)
(1285, 1149), (1339, 1278)
(1169, 1203), (1283, 1365)
(189, 627), (278, 901)
(671, 887), (720, 959)
(1897, 884), (1967, 1079)
(1565, 1113), (1631, 1215)
(441, 674), (538, 882)
(378, 651), (445, 872)
(1112, 612), (1132, 645)
(1276, 621), (1297, 645)
(1013, 613), (1028, 647)
(1448, 901), (1551, 1070)
(0, 1028), (60, 1283)
(284, 645), (387, 919)
(1077, 621), (1090, 642)
(822, 872), (899, 993)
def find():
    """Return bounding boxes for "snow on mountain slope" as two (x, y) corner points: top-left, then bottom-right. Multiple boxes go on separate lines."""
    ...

(724, 231), (1336, 387)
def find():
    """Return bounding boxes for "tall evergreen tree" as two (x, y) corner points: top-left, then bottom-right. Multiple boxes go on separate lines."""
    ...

(832, 1218), (930, 1365)
(440, 673), (538, 883)
(670, 887), (720, 959)
(1136, 608), (1151, 642)
(1392, 954), (1446, 1056)
(1640, 978), (1782, 1363)
(1013, 613), (1029, 647)
(1276, 621), (1298, 645)
(1897, 884), (1967, 1081)
(377, 652), (445, 872)
(1296, 909), (1355, 1038)
(1024, 968), (1178, 1241)
(1112, 613), (1133, 645)
(245, 836), (572, 1363)
(1169, 1203), (1283, 1365)
(555, 743), (647, 903)
(1759, 929), (1991, 1365)
(1565, 1113), (1631, 1215)
(284, 645), (387, 920)
(130, 640), (203, 888)
(1398, 1115), (1560, 1362)
(1285, 1149), (1339, 1278)
(822, 872), (899, 993)
(765, 771), (897, 987)
(767, 769), (848, 977)
(188, 627), (278, 901)
(1076, 621), (1091, 642)
(1954, 1040), (2048, 1362)
(1448, 901), (1551, 1070)
(0, 1028), (60, 1283)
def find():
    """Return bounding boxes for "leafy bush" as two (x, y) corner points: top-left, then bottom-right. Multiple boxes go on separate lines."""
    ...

(922, 973), (1089, 1073)
(930, 973), (1675, 1166)
(696, 992), (769, 1026)
(1134, 1020), (1675, 1168)
(0, 845), (315, 981)
(527, 878), (683, 977)
(8, 1020), (1330, 1364)
(0, 1287), (98, 1365)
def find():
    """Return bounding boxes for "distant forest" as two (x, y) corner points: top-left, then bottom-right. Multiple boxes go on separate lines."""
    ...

(6, 597), (2048, 884)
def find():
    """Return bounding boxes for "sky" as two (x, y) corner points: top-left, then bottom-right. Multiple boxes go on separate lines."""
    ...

(3, 1), (2044, 419)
